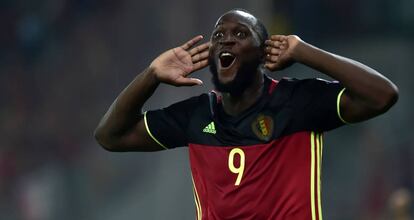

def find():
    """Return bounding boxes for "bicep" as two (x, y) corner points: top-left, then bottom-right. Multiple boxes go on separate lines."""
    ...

(115, 95), (200, 151)
(114, 116), (167, 152)
(339, 89), (380, 123)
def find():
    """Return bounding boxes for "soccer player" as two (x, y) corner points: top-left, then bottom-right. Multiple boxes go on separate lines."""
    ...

(94, 9), (398, 220)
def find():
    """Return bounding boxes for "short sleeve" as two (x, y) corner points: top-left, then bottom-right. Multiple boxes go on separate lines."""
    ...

(287, 78), (345, 131)
(144, 96), (201, 149)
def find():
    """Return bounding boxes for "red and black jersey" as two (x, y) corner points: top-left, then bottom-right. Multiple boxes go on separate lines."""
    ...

(145, 75), (346, 220)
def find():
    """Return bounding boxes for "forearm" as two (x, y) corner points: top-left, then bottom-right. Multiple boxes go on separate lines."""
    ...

(294, 42), (398, 110)
(95, 67), (159, 145)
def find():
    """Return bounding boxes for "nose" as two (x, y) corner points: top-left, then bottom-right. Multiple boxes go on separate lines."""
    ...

(219, 33), (236, 46)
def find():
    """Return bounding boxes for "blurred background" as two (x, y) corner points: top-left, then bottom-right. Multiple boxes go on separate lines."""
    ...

(0, 0), (413, 219)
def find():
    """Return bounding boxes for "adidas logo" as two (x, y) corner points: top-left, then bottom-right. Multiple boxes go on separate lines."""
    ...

(202, 121), (216, 134)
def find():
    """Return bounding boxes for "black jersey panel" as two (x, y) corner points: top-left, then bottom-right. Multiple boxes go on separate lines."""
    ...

(145, 76), (345, 148)
(278, 78), (344, 132)
(146, 94), (208, 148)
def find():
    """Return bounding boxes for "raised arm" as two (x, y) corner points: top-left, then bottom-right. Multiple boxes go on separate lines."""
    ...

(265, 35), (398, 123)
(94, 35), (210, 151)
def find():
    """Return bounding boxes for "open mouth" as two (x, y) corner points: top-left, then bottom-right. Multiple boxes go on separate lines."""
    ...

(219, 52), (236, 69)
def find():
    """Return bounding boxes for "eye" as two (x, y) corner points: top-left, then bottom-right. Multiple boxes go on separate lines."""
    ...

(236, 31), (247, 38)
(213, 31), (224, 40)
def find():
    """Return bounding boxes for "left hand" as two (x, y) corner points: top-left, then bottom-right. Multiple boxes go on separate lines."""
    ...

(264, 35), (303, 71)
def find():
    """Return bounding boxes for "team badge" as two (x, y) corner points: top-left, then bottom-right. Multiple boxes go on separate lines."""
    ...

(251, 114), (274, 141)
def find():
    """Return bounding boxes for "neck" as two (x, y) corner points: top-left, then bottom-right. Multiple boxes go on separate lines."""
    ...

(221, 71), (264, 116)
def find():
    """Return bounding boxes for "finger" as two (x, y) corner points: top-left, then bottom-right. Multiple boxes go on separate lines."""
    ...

(181, 35), (203, 50)
(175, 77), (203, 86)
(265, 54), (279, 62)
(192, 59), (209, 72)
(189, 42), (210, 56)
(265, 40), (273, 46)
(270, 35), (288, 41)
(192, 50), (209, 63)
(265, 62), (281, 71)
(265, 47), (281, 55)
(265, 40), (282, 48)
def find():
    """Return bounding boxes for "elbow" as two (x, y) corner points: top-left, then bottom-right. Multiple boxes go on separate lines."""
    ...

(388, 84), (399, 107)
(375, 83), (399, 113)
(94, 127), (119, 152)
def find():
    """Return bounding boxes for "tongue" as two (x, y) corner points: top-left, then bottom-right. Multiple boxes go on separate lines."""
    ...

(220, 56), (235, 68)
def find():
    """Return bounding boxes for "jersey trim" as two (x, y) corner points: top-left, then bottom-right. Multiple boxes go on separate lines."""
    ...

(311, 132), (323, 220)
(191, 175), (202, 220)
(268, 78), (278, 94)
(310, 132), (316, 220)
(317, 133), (323, 220)
(143, 111), (168, 150)
(336, 88), (350, 124)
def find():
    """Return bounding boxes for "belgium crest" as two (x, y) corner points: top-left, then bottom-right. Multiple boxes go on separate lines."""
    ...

(251, 114), (274, 141)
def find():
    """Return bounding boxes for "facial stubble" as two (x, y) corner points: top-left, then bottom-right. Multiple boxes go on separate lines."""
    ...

(209, 55), (262, 96)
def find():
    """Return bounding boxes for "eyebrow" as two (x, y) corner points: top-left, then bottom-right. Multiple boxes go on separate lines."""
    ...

(215, 21), (251, 29)
(214, 21), (260, 39)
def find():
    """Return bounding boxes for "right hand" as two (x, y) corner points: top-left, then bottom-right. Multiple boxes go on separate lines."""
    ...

(149, 35), (210, 86)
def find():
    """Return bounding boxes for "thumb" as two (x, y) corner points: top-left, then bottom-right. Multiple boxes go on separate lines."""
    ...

(175, 77), (203, 86)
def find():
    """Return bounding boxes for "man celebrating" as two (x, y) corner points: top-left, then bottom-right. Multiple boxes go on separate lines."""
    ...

(95, 9), (398, 220)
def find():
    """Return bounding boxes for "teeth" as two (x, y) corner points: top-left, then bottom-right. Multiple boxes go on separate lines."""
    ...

(220, 52), (234, 58)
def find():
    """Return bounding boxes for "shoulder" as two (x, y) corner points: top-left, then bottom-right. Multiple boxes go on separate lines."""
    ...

(164, 93), (209, 110)
(277, 77), (341, 94)
(279, 77), (339, 86)
(266, 77), (342, 108)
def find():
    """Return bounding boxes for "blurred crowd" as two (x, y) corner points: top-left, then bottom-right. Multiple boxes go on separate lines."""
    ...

(0, 0), (413, 219)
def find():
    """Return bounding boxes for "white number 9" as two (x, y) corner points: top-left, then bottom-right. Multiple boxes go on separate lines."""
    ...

(228, 148), (245, 186)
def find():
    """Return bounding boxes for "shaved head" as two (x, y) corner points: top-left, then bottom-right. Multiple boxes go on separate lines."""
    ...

(215, 9), (268, 47)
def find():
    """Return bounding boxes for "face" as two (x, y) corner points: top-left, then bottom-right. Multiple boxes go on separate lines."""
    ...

(209, 11), (264, 95)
